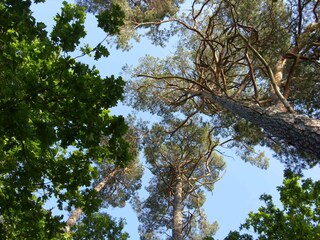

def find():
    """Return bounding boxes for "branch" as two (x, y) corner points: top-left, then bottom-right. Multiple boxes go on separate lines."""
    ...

(192, 0), (211, 28)
(238, 32), (294, 112)
(244, 49), (259, 100)
(137, 74), (211, 92)
(132, 19), (174, 29)
(313, 0), (319, 22)
(228, 4), (294, 112)
(168, 108), (201, 137)
(284, 56), (299, 98)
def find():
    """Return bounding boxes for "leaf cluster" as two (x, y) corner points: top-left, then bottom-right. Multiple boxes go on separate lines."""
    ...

(72, 212), (129, 240)
(228, 170), (320, 239)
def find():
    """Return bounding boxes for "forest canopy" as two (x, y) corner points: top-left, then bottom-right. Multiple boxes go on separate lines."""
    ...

(0, 0), (319, 239)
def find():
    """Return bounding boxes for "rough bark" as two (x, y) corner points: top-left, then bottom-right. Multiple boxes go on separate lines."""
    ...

(64, 168), (119, 233)
(172, 176), (183, 240)
(201, 91), (320, 161)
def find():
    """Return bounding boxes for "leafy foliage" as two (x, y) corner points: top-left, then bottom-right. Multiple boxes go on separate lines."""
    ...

(0, 0), (131, 238)
(96, 3), (125, 34)
(51, 1), (86, 52)
(224, 231), (253, 240)
(72, 212), (129, 240)
(226, 170), (320, 239)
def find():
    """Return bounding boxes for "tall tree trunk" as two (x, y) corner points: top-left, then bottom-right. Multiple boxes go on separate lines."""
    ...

(64, 168), (119, 233)
(172, 176), (183, 240)
(201, 91), (320, 161)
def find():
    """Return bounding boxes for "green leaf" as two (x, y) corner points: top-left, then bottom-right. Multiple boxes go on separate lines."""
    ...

(94, 44), (110, 60)
(96, 4), (125, 35)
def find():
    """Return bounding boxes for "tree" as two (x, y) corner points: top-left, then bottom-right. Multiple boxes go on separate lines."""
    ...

(134, 117), (225, 239)
(64, 120), (143, 234)
(225, 170), (320, 240)
(126, 0), (320, 168)
(75, 0), (185, 49)
(64, 157), (143, 234)
(0, 0), (131, 238)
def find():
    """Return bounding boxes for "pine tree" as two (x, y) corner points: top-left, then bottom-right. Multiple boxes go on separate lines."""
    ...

(126, 0), (320, 169)
(134, 117), (224, 239)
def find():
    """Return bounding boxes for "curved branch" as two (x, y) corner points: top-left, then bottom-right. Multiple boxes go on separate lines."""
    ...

(137, 74), (212, 93)
(244, 49), (259, 100)
(238, 32), (294, 112)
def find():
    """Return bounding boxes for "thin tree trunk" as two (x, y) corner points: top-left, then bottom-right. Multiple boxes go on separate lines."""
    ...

(64, 168), (119, 233)
(172, 176), (183, 240)
(202, 91), (320, 160)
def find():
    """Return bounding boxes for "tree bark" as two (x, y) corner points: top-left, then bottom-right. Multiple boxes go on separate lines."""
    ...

(64, 168), (119, 233)
(201, 91), (320, 160)
(172, 176), (183, 240)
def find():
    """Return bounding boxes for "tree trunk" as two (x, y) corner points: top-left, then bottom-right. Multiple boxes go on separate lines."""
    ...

(202, 92), (320, 160)
(64, 168), (119, 233)
(64, 207), (83, 233)
(172, 176), (183, 240)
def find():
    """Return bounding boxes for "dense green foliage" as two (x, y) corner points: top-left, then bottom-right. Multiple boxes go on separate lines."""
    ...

(72, 212), (129, 239)
(0, 0), (131, 238)
(226, 170), (320, 239)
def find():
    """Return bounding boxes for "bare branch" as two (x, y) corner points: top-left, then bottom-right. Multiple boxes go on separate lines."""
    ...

(244, 49), (259, 100)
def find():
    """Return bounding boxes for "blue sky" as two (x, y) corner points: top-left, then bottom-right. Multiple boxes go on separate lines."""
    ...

(31, 1), (320, 239)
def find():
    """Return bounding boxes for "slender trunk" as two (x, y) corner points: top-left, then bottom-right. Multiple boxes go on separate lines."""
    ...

(172, 176), (183, 240)
(64, 207), (83, 233)
(64, 168), (119, 233)
(202, 92), (320, 160)
(270, 57), (288, 112)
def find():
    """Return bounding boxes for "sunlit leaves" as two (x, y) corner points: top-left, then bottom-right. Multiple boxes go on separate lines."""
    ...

(51, 1), (86, 52)
(236, 171), (320, 239)
(0, 0), (130, 238)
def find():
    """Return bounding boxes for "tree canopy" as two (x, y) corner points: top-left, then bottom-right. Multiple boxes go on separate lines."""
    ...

(1, 0), (320, 239)
(0, 0), (133, 238)
(75, 0), (185, 49)
(225, 170), (320, 240)
(133, 117), (224, 239)
(126, 0), (320, 170)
